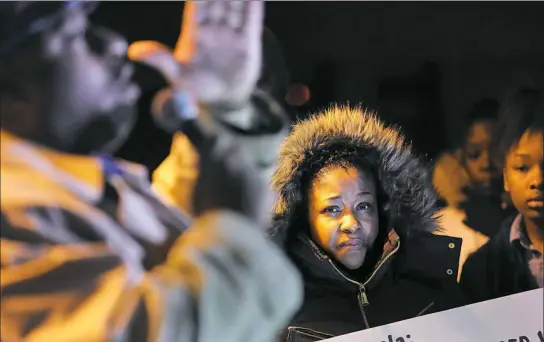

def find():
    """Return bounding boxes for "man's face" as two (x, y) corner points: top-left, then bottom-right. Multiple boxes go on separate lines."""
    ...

(42, 4), (139, 154)
(463, 120), (495, 189)
(504, 130), (544, 224)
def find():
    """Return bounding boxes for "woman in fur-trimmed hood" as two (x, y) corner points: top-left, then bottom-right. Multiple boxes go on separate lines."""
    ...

(271, 105), (465, 341)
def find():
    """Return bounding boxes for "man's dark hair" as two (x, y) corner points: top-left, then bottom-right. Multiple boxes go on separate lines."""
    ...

(492, 86), (544, 168)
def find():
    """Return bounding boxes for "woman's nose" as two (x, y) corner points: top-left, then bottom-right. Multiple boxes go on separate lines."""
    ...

(340, 212), (360, 233)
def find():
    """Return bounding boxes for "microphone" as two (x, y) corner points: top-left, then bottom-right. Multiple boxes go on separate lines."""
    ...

(151, 88), (209, 148)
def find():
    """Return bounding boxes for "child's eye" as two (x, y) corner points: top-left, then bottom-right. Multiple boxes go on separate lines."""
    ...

(514, 165), (530, 172)
(467, 150), (482, 160)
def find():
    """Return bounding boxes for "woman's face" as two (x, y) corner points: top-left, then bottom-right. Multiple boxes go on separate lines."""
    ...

(308, 165), (380, 270)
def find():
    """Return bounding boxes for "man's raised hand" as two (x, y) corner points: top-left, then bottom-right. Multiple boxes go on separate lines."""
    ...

(128, 1), (264, 108)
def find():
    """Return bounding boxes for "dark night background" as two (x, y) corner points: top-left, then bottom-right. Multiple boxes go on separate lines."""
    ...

(91, 1), (544, 173)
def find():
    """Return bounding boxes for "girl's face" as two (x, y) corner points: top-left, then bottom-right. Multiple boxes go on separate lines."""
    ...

(503, 130), (544, 224)
(308, 165), (380, 270)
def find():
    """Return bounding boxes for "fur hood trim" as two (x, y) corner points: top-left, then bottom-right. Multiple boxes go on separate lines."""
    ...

(270, 105), (439, 242)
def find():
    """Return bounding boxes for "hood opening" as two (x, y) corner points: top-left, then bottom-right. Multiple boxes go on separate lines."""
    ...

(270, 105), (440, 249)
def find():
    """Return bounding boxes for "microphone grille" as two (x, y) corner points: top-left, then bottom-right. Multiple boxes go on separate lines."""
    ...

(151, 88), (198, 133)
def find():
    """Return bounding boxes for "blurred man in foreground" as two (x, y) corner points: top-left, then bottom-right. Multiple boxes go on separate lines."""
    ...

(0, 1), (301, 341)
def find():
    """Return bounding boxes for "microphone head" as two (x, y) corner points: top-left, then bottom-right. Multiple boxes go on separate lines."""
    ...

(151, 88), (198, 133)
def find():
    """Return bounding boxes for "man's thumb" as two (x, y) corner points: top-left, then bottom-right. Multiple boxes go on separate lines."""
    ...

(128, 40), (181, 85)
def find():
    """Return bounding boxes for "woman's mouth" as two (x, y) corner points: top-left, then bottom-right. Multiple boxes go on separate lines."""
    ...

(338, 239), (364, 249)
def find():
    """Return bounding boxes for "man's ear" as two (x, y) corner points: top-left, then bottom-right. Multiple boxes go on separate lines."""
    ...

(503, 167), (510, 192)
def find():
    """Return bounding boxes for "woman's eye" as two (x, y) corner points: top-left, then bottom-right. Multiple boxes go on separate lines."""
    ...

(323, 206), (341, 215)
(357, 202), (372, 211)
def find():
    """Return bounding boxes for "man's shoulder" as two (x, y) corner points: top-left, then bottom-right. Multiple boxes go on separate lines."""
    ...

(1, 163), (82, 212)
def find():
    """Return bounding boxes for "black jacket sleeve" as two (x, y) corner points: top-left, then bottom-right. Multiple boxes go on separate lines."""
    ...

(460, 240), (494, 304)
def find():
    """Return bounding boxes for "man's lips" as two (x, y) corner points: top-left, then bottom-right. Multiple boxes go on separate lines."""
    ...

(116, 63), (134, 88)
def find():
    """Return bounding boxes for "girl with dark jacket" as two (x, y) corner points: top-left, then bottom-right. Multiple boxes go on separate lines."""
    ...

(270, 106), (466, 341)
(460, 86), (544, 303)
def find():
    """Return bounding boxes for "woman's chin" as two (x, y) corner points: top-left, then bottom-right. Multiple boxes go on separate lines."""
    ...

(338, 249), (367, 270)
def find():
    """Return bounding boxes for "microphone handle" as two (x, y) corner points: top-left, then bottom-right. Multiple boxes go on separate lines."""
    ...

(178, 119), (209, 149)
(152, 88), (213, 148)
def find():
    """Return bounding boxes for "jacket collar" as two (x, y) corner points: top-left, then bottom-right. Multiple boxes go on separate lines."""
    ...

(509, 214), (530, 247)
(289, 230), (400, 291)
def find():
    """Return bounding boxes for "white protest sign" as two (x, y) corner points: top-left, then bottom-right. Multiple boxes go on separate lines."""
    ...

(325, 289), (543, 342)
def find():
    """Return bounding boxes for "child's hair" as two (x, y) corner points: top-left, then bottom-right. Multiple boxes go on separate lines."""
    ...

(455, 98), (499, 149)
(492, 86), (544, 168)
(467, 98), (500, 123)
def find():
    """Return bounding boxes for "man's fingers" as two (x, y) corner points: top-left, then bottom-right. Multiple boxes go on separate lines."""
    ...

(174, 0), (243, 62)
(242, 1), (264, 38)
(174, 0), (263, 63)
(128, 41), (180, 84)
(227, 1), (245, 31)
(206, 1), (226, 26)
(206, 1), (258, 33)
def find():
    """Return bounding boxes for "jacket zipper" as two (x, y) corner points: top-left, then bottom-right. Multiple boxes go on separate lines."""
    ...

(326, 240), (401, 329)
(357, 286), (370, 328)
